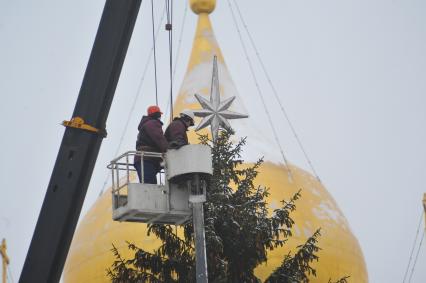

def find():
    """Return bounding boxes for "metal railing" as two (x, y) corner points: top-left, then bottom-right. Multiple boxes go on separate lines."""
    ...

(107, 151), (165, 208)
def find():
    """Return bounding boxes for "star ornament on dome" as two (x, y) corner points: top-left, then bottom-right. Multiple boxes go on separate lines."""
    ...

(193, 56), (248, 142)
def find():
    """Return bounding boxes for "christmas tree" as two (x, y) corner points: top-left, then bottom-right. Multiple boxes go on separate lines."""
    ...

(107, 131), (348, 283)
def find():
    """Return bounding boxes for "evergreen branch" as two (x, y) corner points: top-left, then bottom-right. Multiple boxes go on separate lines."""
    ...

(264, 229), (322, 283)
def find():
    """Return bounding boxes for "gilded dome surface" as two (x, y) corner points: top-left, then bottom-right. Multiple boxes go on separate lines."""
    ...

(63, 3), (368, 282)
(190, 0), (216, 14)
(63, 164), (367, 282)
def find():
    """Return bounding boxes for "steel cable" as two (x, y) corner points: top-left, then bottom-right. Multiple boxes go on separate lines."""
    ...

(226, 0), (293, 180)
(408, 227), (425, 283)
(403, 210), (424, 282)
(231, 0), (321, 182)
(151, 0), (159, 105)
(7, 264), (14, 283)
(164, 2), (188, 122)
(165, 0), (174, 122)
(98, 1), (167, 197)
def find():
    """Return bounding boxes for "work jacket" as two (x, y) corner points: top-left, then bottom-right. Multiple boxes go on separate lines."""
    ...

(134, 116), (168, 164)
(164, 118), (189, 149)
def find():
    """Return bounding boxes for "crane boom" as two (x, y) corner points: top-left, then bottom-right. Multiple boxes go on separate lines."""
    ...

(19, 1), (142, 282)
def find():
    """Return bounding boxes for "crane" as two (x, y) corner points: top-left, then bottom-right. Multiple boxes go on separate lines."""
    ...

(19, 1), (143, 282)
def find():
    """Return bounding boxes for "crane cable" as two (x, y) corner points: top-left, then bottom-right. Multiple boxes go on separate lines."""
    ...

(7, 264), (14, 283)
(98, 1), (189, 197)
(151, 0), (159, 105)
(98, 1), (167, 197)
(226, 0), (293, 181)
(230, 0), (321, 183)
(403, 210), (425, 283)
(165, 0), (174, 122)
(403, 210), (424, 282)
(408, 228), (425, 283)
(164, 2), (188, 122)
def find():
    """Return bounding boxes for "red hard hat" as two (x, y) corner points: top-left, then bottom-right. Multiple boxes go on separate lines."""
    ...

(147, 105), (163, 116)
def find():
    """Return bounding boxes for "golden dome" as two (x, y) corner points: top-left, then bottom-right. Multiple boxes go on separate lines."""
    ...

(63, 164), (367, 282)
(190, 0), (216, 14)
(63, 3), (368, 282)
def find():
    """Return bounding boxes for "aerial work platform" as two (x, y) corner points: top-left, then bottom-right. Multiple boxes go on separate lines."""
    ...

(108, 144), (212, 225)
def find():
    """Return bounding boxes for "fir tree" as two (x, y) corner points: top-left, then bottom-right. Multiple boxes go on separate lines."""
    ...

(107, 131), (345, 282)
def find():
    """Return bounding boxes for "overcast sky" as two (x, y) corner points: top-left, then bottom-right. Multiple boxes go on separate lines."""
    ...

(1, 0), (426, 282)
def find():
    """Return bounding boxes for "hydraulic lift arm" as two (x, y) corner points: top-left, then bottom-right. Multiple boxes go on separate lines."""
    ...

(19, 1), (142, 282)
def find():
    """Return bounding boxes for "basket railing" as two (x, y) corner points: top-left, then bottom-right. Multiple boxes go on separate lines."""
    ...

(108, 151), (165, 208)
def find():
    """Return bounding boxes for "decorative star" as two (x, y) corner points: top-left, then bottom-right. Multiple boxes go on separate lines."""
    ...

(193, 56), (248, 142)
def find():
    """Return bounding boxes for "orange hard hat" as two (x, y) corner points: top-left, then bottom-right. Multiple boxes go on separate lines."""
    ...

(147, 105), (163, 116)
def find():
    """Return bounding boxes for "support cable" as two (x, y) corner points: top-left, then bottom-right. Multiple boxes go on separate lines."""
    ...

(165, 0), (174, 122)
(226, 0), (293, 180)
(231, 0), (321, 182)
(151, 0), (159, 105)
(164, 1), (188, 122)
(98, 2), (167, 197)
(7, 265), (14, 283)
(403, 210), (425, 283)
(407, 227), (425, 283)
(168, 0), (173, 120)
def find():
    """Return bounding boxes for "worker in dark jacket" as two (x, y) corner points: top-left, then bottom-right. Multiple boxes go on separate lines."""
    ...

(134, 105), (168, 184)
(165, 109), (195, 149)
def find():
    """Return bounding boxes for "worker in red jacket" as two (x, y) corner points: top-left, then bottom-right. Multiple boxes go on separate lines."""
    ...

(165, 110), (195, 149)
(134, 105), (168, 184)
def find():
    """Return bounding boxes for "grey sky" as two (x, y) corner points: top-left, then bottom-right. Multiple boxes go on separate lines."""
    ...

(1, 0), (426, 282)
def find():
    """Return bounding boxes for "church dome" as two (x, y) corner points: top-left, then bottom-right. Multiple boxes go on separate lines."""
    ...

(63, 2), (368, 282)
(190, 0), (216, 15)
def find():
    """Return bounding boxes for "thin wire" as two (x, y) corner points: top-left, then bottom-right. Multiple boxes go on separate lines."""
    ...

(164, 1), (188, 122)
(151, 0), (159, 105)
(165, 0), (174, 122)
(7, 264), (14, 283)
(172, 2), (187, 83)
(98, 2), (167, 197)
(170, 0), (173, 119)
(226, 0), (293, 180)
(403, 210), (425, 283)
(231, 0), (321, 182)
(407, 227), (425, 283)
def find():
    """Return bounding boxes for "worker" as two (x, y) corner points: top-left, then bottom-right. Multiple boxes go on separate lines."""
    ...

(165, 109), (195, 149)
(134, 105), (168, 184)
